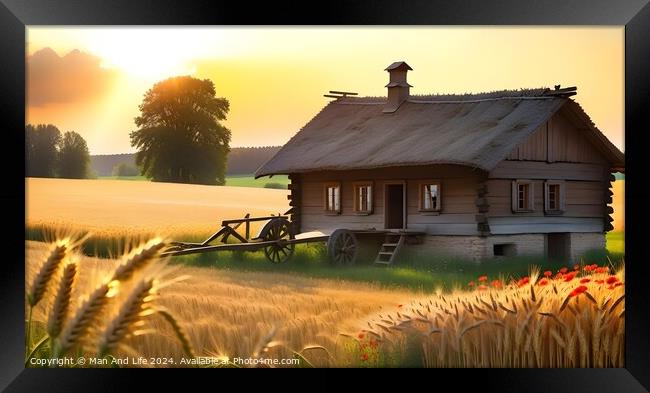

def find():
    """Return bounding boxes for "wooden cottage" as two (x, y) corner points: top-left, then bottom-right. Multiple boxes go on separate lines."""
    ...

(255, 61), (625, 262)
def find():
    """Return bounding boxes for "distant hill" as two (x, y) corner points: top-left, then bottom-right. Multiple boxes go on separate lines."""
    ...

(90, 146), (282, 177)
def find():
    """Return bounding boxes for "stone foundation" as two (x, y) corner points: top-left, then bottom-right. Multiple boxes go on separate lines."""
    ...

(568, 232), (606, 261)
(403, 232), (605, 262)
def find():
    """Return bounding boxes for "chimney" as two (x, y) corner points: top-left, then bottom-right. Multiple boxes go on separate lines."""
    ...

(383, 61), (413, 113)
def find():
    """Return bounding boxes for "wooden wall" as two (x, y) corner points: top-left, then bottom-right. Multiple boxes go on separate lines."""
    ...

(488, 108), (610, 235)
(506, 109), (608, 165)
(292, 165), (483, 235)
(287, 108), (614, 237)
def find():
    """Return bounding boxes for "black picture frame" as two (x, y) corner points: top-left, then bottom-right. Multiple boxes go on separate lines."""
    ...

(1, 0), (649, 391)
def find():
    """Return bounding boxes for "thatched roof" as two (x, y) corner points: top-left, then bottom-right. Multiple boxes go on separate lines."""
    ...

(255, 88), (624, 177)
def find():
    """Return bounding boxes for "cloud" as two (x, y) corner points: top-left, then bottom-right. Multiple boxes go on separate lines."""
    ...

(27, 47), (117, 106)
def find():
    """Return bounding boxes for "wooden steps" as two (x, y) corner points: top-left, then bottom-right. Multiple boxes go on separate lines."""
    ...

(374, 233), (406, 265)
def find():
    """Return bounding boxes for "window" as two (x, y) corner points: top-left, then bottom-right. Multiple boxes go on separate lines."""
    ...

(511, 180), (534, 212)
(353, 182), (373, 214)
(493, 244), (516, 257)
(323, 182), (341, 214)
(419, 181), (441, 212)
(544, 181), (565, 214)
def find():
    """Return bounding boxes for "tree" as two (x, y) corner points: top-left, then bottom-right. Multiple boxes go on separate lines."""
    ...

(25, 124), (61, 177)
(112, 162), (140, 177)
(130, 76), (231, 185)
(58, 131), (90, 179)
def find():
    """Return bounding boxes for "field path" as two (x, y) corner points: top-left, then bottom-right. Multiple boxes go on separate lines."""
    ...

(26, 177), (289, 236)
(27, 241), (418, 366)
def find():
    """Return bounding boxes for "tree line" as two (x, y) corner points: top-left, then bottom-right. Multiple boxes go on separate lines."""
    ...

(25, 124), (91, 179)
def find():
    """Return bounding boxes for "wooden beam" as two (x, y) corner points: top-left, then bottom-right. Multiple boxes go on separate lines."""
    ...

(329, 90), (358, 96)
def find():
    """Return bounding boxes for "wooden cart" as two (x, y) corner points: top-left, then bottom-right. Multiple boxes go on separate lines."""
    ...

(163, 213), (421, 265)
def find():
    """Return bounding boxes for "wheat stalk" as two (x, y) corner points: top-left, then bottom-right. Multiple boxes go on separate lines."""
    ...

(111, 238), (166, 282)
(98, 279), (156, 357)
(47, 261), (77, 338)
(157, 308), (195, 358)
(57, 281), (116, 356)
(27, 242), (68, 307)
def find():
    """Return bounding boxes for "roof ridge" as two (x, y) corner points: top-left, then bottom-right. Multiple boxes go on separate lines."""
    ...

(334, 87), (568, 104)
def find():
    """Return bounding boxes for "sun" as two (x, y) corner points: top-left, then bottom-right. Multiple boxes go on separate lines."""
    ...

(85, 28), (208, 81)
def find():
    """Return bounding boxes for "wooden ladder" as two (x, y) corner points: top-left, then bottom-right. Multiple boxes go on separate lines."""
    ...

(374, 233), (406, 265)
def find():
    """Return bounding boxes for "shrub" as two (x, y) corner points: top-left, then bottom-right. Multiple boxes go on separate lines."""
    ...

(112, 162), (141, 177)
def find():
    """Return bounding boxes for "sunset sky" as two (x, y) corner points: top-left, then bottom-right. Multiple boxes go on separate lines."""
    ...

(26, 27), (624, 155)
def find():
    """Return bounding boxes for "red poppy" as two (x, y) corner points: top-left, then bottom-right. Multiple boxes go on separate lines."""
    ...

(537, 278), (549, 286)
(607, 285), (616, 290)
(569, 285), (588, 297)
(615, 282), (623, 287)
(468, 281), (475, 287)
(478, 285), (488, 291)
(358, 332), (365, 339)
(580, 278), (591, 284)
(573, 264), (580, 271)
(559, 267), (568, 274)
(361, 353), (369, 361)
(595, 279), (605, 284)
(595, 267), (608, 274)
(564, 272), (577, 282)
(543, 270), (552, 277)
(554, 272), (564, 280)
(478, 275), (488, 282)
(517, 277), (530, 287)
(606, 276), (619, 285)
(491, 280), (503, 289)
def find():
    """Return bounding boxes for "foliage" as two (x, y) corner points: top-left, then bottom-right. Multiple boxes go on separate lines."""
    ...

(112, 162), (141, 177)
(25, 124), (61, 178)
(130, 76), (231, 185)
(58, 131), (91, 179)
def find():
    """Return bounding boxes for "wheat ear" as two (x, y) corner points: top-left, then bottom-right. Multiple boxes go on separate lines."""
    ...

(111, 239), (165, 282)
(157, 308), (195, 358)
(57, 281), (114, 355)
(27, 242), (68, 307)
(98, 279), (156, 357)
(47, 261), (77, 338)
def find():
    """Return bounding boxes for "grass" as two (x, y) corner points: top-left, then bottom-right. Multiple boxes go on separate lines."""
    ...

(98, 175), (149, 181)
(96, 174), (290, 189)
(172, 236), (624, 292)
(606, 231), (624, 255)
(225, 174), (289, 188)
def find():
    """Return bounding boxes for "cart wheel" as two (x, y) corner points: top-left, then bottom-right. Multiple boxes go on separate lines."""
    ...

(262, 217), (295, 263)
(327, 229), (358, 265)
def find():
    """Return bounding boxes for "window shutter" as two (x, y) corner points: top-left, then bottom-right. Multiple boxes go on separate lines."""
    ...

(511, 180), (518, 212)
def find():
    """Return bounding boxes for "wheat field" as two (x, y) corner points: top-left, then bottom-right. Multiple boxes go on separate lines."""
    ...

(26, 240), (420, 367)
(357, 266), (625, 367)
(26, 178), (290, 237)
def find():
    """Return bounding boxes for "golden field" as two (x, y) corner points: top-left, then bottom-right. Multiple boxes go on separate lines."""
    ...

(26, 178), (290, 237)
(610, 179), (624, 231)
(26, 240), (420, 367)
(27, 239), (624, 368)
